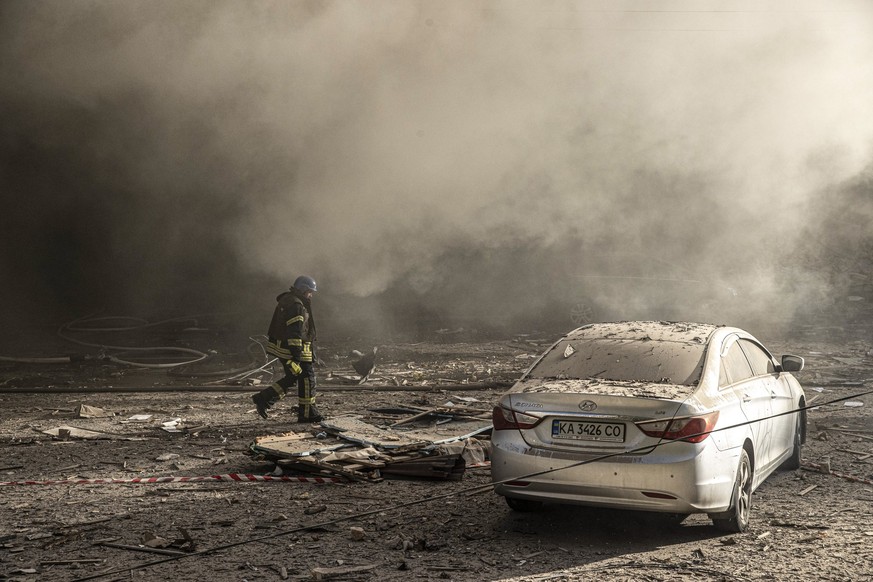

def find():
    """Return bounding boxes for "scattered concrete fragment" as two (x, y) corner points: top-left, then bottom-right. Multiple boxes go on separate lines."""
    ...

(349, 526), (365, 541)
(311, 563), (376, 580)
(75, 404), (114, 418)
(42, 426), (115, 440)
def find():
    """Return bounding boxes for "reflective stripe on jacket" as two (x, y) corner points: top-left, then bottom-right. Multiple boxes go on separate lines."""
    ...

(267, 289), (315, 362)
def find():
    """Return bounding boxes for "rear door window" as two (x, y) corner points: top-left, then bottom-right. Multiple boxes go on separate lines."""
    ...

(738, 339), (776, 376)
(720, 340), (754, 387)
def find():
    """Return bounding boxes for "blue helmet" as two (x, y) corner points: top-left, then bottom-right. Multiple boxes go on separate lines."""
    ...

(293, 275), (318, 293)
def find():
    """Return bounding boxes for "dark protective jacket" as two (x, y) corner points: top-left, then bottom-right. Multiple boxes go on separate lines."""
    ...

(266, 287), (317, 363)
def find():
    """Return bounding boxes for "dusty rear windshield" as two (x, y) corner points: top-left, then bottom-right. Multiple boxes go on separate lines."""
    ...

(527, 338), (707, 386)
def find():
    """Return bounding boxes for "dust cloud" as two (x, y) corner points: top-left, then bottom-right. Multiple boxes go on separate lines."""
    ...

(1, 1), (872, 339)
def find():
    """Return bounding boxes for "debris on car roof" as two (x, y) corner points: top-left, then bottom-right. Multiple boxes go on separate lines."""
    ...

(513, 377), (694, 400)
(568, 321), (720, 343)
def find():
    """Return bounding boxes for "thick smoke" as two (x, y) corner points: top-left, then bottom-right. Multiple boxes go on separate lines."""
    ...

(1, 1), (872, 338)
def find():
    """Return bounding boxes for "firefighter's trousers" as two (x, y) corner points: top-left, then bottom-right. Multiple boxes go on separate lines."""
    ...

(268, 359), (320, 421)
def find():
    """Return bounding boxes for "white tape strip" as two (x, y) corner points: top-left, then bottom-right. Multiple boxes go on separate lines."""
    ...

(0, 473), (342, 486)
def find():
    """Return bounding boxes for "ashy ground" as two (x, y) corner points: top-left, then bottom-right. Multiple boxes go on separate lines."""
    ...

(0, 320), (871, 582)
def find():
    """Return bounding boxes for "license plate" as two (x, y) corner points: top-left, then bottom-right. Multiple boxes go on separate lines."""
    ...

(552, 419), (625, 443)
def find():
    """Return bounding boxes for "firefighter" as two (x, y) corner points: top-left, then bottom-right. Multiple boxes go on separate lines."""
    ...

(251, 275), (323, 423)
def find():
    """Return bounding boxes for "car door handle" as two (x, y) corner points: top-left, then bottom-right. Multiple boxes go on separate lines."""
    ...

(770, 391), (778, 399)
(742, 394), (751, 403)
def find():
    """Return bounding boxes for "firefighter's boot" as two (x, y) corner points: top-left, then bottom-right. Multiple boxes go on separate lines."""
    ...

(252, 385), (282, 419)
(298, 403), (323, 424)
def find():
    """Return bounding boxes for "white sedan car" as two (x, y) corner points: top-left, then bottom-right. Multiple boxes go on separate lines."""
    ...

(491, 321), (806, 531)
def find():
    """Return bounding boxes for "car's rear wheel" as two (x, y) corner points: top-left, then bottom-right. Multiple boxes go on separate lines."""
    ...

(781, 412), (803, 470)
(710, 448), (752, 532)
(505, 497), (543, 512)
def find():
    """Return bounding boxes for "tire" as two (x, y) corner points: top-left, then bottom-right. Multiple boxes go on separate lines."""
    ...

(710, 448), (752, 532)
(505, 497), (544, 512)
(781, 412), (803, 470)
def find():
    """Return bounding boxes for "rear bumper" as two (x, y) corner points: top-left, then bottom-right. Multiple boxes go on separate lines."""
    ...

(491, 433), (739, 514)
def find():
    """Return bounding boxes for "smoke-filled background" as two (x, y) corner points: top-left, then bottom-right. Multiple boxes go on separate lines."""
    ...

(2, 0), (872, 340)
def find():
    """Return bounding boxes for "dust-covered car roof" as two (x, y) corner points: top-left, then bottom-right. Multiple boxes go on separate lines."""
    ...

(517, 321), (723, 392)
(565, 321), (719, 344)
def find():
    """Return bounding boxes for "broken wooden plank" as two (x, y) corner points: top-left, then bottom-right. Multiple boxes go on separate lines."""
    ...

(835, 448), (873, 455)
(59, 514), (131, 528)
(802, 462), (873, 485)
(799, 484), (818, 496)
(835, 448), (873, 460)
(254, 431), (314, 442)
(438, 404), (492, 416)
(826, 428), (873, 441)
(336, 457), (387, 469)
(381, 454), (465, 481)
(383, 442), (431, 454)
(390, 406), (491, 428)
(278, 457), (377, 482)
(40, 559), (105, 566)
(311, 563), (377, 580)
(98, 542), (187, 557)
(390, 409), (438, 427)
(41, 426), (117, 440)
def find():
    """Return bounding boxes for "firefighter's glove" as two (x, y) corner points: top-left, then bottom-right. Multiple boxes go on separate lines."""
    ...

(286, 360), (302, 376)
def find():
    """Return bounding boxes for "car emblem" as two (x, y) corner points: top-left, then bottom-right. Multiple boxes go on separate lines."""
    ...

(578, 400), (597, 412)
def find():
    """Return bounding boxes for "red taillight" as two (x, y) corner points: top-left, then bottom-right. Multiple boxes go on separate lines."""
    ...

(492, 406), (541, 430)
(635, 411), (720, 444)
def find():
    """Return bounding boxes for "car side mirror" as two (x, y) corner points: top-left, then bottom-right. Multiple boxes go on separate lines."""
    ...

(781, 354), (804, 373)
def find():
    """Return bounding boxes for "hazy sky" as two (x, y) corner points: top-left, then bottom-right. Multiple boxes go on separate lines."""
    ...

(1, 1), (872, 334)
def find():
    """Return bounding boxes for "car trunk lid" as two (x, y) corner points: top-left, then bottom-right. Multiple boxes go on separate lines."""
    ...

(503, 379), (700, 454)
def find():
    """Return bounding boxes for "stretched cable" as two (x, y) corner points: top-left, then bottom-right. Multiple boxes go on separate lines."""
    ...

(69, 387), (872, 582)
